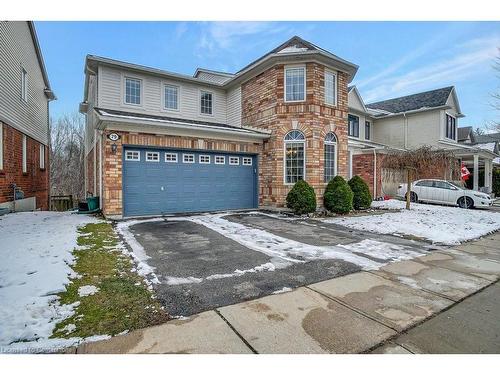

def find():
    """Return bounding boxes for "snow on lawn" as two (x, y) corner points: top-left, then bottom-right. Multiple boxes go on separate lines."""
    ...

(325, 199), (500, 245)
(0, 211), (99, 350)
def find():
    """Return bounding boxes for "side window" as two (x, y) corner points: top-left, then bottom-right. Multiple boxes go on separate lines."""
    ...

(21, 68), (28, 102)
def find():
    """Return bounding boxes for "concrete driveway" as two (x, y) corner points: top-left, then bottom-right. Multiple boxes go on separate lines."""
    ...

(126, 212), (433, 316)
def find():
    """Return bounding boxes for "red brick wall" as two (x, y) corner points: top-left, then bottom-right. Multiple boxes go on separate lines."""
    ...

(0, 121), (49, 210)
(352, 153), (383, 198)
(241, 62), (350, 207)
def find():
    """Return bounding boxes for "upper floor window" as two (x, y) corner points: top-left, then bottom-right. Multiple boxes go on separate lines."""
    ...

(200, 91), (213, 115)
(125, 77), (141, 105)
(365, 121), (371, 140)
(285, 67), (305, 102)
(21, 68), (28, 102)
(284, 130), (305, 184)
(348, 114), (359, 137)
(164, 84), (179, 111)
(324, 71), (336, 106)
(446, 114), (456, 140)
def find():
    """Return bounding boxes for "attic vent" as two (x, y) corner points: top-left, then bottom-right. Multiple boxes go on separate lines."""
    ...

(278, 45), (309, 54)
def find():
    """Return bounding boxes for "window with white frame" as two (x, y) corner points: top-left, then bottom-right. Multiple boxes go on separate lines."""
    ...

(284, 130), (305, 184)
(348, 114), (359, 137)
(21, 68), (28, 102)
(146, 151), (160, 162)
(445, 114), (456, 140)
(125, 150), (140, 161)
(285, 67), (305, 102)
(165, 152), (178, 162)
(365, 121), (371, 140)
(324, 132), (337, 182)
(199, 155), (210, 164)
(183, 153), (195, 163)
(39, 144), (45, 169)
(215, 155), (225, 164)
(164, 84), (179, 110)
(22, 135), (27, 173)
(242, 157), (252, 166)
(125, 77), (141, 105)
(229, 156), (239, 165)
(200, 91), (213, 115)
(0, 122), (3, 170)
(324, 71), (336, 105)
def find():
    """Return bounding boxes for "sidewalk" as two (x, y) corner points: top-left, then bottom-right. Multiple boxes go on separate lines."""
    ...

(74, 232), (500, 354)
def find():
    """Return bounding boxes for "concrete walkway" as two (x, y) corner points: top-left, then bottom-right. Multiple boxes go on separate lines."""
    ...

(75, 232), (500, 354)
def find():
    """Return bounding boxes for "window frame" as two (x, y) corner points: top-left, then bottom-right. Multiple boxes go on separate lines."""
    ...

(21, 68), (28, 102)
(123, 76), (143, 106)
(324, 132), (338, 183)
(215, 155), (226, 165)
(199, 154), (211, 164)
(365, 120), (371, 140)
(242, 157), (253, 166)
(183, 153), (195, 164)
(165, 152), (178, 163)
(145, 151), (160, 162)
(283, 130), (306, 185)
(324, 70), (337, 106)
(445, 113), (457, 141)
(229, 156), (240, 165)
(200, 90), (214, 116)
(39, 144), (45, 170)
(284, 66), (306, 103)
(125, 150), (140, 161)
(22, 135), (27, 173)
(163, 83), (180, 111)
(348, 114), (360, 138)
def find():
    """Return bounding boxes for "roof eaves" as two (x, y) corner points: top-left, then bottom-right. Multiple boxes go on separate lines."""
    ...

(28, 22), (55, 100)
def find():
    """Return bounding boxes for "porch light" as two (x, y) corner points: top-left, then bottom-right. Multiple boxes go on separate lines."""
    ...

(111, 143), (117, 154)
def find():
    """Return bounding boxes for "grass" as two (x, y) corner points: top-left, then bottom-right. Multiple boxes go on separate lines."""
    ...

(51, 222), (169, 339)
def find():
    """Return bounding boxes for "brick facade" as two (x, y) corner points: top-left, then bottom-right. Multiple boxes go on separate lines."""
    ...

(0, 121), (49, 210)
(91, 131), (262, 217)
(241, 63), (350, 207)
(352, 153), (383, 198)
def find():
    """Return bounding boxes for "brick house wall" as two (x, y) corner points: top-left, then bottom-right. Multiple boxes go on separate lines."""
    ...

(241, 62), (350, 207)
(0, 121), (49, 209)
(98, 130), (262, 217)
(352, 153), (383, 198)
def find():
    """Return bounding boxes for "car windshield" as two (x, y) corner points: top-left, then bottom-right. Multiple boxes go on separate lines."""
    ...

(448, 181), (465, 190)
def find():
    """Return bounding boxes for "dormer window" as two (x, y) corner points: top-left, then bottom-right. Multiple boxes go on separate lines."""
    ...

(446, 114), (456, 140)
(284, 67), (305, 102)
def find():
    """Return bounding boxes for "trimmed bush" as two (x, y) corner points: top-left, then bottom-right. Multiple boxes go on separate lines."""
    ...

(286, 180), (317, 215)
(348, 175), (372, 210)
(324, 176), (353, 214)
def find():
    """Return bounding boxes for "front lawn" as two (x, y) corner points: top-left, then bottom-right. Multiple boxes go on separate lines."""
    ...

(324, 199), (500, 245)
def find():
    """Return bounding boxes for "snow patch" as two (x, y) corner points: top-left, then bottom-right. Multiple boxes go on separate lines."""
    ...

(77, 285), (99, 297)
(272, 287), (293, 294)
(164, 276), (203, 285)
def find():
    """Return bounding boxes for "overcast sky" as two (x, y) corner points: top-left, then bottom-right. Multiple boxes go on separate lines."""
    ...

(36, 21), (500, 128)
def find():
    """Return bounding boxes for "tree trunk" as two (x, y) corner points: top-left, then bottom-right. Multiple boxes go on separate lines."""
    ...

(406, 168), (412, 210)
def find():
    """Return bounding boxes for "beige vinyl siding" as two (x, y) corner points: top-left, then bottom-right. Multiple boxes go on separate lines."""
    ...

(226, 85), (242, 127)
(0, 21), (49, 145)
(85, 74), (98, 153)
(372, 116), (406, 149)
(98, 65), (228, 124)
(348, 89), (365, 113)
(406, 110), (441, 148)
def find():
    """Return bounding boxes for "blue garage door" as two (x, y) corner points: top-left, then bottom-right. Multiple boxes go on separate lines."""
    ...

(123, 147), (258, 217)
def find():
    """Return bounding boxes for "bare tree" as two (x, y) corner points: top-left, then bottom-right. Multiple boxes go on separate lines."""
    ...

(50, 113), (85, 201)
(492, 49), (500, 130)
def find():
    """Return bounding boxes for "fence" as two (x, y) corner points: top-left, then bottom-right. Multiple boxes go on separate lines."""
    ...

(50, 195), (75, 211)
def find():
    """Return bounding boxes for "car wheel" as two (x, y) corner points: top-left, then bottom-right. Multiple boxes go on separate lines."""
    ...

(406, 192), (418, 203)
(458, 196), (474, 209)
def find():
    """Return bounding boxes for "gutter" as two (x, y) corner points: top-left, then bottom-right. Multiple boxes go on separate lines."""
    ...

(368, 105), (464, 119)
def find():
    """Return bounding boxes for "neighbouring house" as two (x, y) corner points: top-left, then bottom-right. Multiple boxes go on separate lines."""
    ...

(80, 35), (493, 219)
(0, 21), (55, 212)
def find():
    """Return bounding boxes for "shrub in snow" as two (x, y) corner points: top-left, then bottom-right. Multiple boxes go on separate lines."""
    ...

(286, 180), (317, 215)
(348, 175), (372, 210)
(324, 176), (353, 214)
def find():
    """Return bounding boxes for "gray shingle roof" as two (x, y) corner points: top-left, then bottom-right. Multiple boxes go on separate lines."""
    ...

(457, 126), (473, 141)
(366, 86), (454, 114)
(474, 132), (500, 144)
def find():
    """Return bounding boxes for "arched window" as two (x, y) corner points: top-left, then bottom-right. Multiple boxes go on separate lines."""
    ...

(284, 130), (305, 184)
(324, 132), (337, 182)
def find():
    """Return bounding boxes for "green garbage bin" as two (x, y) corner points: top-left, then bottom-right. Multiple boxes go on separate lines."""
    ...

(87, 196), (100, 211)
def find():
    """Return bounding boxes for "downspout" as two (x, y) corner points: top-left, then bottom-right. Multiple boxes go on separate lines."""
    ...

(373, 149), (377, 198)
(93, 128), (97, 196)
(99, 130), (103, 210)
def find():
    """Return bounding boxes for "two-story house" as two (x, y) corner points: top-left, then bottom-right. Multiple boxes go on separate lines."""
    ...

(80, 36), (358, 218)
(0, 21), (55, 212)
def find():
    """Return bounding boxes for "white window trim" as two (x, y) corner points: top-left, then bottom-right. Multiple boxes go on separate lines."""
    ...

(0, 122), (3, 170)
(444, 112), (457, 142)
(324, 70), (337, 107)
(199, 154), (211, 164)
(125, 150), (140, 161)
(39, 144), (45, 169)
(122, 74), (144, 107)
(21, 68), (28, 102)
(165, 152), (178, 163)
(199, 89), (214, 116)
(22, 135), (27, 173)
(284, 65), (306, 103)
(146, 151), (160, 162)
(324, 134), (338, 182)
(229, 156), (240, 165)
(162, 83), (180, 112)
(215, 155), (226, 165)
(242, 157), (253, 166)
(283, 132), (306, 185)
(183, 153), (195, 163)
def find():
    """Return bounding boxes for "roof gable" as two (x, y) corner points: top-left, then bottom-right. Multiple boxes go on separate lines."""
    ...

(348, 86), (368, 113)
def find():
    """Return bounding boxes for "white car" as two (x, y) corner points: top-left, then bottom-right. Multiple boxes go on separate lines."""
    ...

(397, 179), (492, 209)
